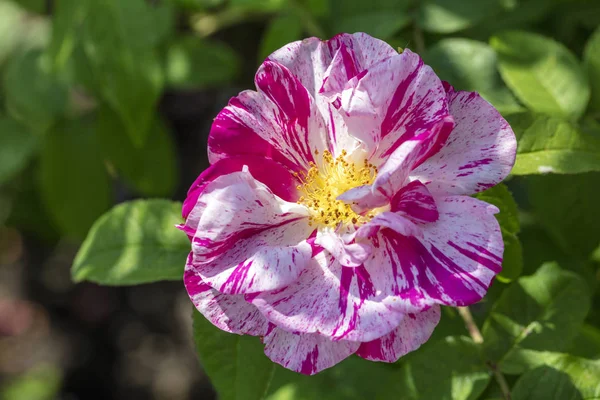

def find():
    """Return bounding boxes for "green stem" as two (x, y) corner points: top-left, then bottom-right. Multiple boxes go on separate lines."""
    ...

(458, 307), (511, 400)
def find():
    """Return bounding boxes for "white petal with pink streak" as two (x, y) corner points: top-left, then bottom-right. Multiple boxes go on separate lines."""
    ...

(362, 196), (503, 313)
(252, 251), (405, 342)
(338, 50), (451, 163)
(411, 90), (517, 195)
(189, 170), (314, 295)
(263, 327), (359, 375)
(184, 262), (269, 336)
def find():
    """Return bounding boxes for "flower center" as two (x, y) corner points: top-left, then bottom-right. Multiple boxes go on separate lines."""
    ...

(295, 149), (377, 228)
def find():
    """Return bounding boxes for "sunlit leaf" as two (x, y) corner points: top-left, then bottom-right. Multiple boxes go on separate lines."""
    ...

(584, 26), (600, 113)
(482, 263), (591, 366)
(503, 350), (600, 399)
(418, 0), (508, 33)
(423, 38), (523, 114)
(72, 200), (188, 285)
(508, 113), (600, 175)
(491, 30), (590, 120)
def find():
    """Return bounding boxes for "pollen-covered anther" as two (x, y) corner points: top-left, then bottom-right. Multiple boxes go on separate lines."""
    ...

(296, 150), (377, 228)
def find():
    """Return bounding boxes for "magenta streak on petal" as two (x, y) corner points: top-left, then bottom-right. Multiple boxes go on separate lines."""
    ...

(447, 241), (502, 274)
(330, 265), (376, 340)
(255, 61), (315, 165)
(208, 100), (296, 171)
(335, 266), (353, 326)
(429, 245), (488, 292)
(384, 231), (485, 306)
(328, 107), (337, 143)
(218, 260), (253, 293)
(458, 158), (493, 170)
(193, 217), (304, 262)
(339, 44), (359, 80)
(391, 180), (439, 223)
(183, 156), (300, 219)
(300, 345), (319, 375)
(466, 241), (504, 263)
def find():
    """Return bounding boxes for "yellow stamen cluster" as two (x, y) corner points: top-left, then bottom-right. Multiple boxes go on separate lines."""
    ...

(295, 149), (377, 228)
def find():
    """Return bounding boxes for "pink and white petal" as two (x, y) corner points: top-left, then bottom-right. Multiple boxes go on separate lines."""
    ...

(390, 180), (439, 223)
(411, 90), (517, 195)
(315, 228), (372, 267)
(337, 184), (387, 215)
(207, 97), (294, 170)
(337, 120), (451, 213)
(267, 34), (396, 155)
(338, 50), (451, 163)
(208, 62), (328, 172)
(254, 61), (330, 163)
(252, 252), (405, 342)
(184, 259), (268, 336)
(182, 156), (299, 219)
(363, 196), (503, 312)
(195, 218), (313, 294)
(356, 212), (422, 240)
(188, 170), (314, 294)
(372, 117), (454, 199)
(356, 306), (440, 362)
(263, 327), (359, 375)
(267, 33), (397, 100)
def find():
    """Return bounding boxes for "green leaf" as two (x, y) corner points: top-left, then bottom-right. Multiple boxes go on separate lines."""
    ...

(329, 0), (412, 39)
(502, 350), (600, 399)
(2, 49), (68, 132)
(266, 356), (401, 400)
(0, 0), (26, 66)
(80, 0), (164, 146)
(397, 336), (490, 400)
(7, 0), (45, 14)
(418, 0), (509, 34)
(568, 324), (600, 360)
(46, 0), (87, 70)
(0, 1), (49, 67)
(584, 26), (600, 113)
(164, 36), (240, 89)
(423, 38), (523, 114)
(512, 365), (584, 400)
(482, 263), (591, 366)
(259, 14), (303, 62)
(97, 106), (178, 197)
(527, 172), (600, 258)
(475, 184), (519, 234)
(465, 0), (564, 39)
(490, 30), (590, 120)
(39, 118), (111, 240)
(193, 310), (275, 400)
(1, 365), (62, 400)
(508, 113), (600, 175)
(0, 116), (38, 185)
(72, 200), (188, 285)
(475, 184), (522, 282)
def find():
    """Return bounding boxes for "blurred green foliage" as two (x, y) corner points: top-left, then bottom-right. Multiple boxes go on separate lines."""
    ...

(1, 0), (600, 399)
